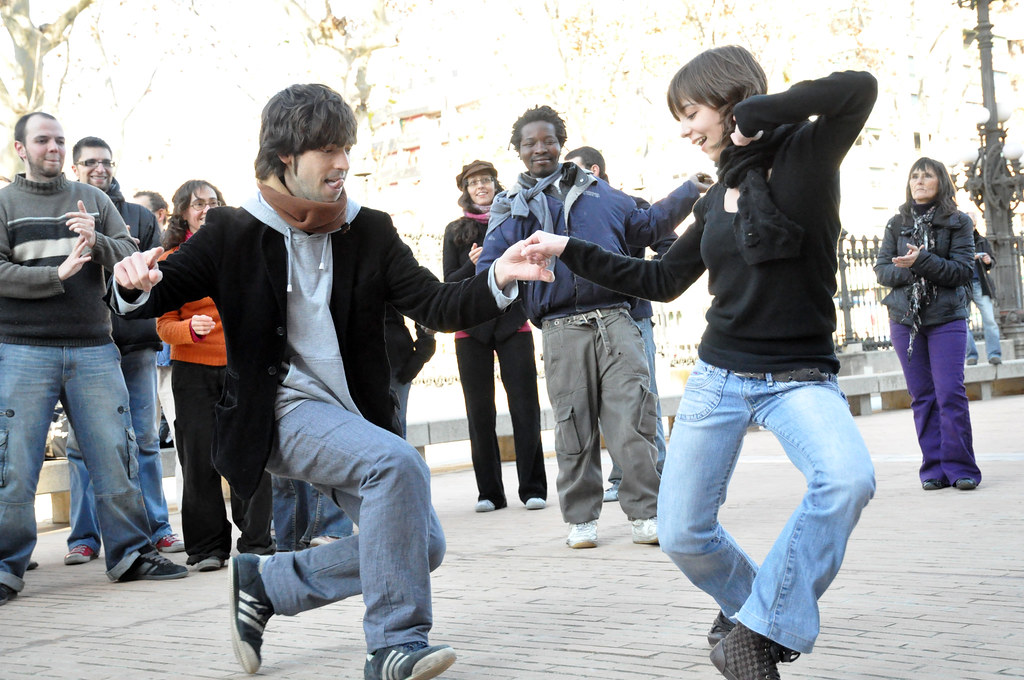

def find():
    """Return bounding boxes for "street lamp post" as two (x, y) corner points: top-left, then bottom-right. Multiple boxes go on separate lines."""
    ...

(956, 0), (1024, 354)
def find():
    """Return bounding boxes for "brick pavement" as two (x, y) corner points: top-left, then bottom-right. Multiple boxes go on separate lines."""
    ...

(3, 395), (1023, 679)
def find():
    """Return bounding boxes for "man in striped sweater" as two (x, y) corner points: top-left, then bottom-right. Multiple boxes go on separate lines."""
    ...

(0, 112), (187, 607)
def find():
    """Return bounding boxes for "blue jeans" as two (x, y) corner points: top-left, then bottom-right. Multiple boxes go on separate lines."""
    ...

(0, 343), (153, 590)
(965, 279), (1001, 361)
(66, 349), (173, 551)
(609, 316), (667, 484)
(271, 475), (354, 551)
(658, 360), (875, 653)
(260, 400), (445, 652)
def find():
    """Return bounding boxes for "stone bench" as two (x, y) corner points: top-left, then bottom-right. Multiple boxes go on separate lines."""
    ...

(37, 447), (178, 524)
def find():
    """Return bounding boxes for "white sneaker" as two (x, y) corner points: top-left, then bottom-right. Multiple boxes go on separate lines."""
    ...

(631, 517), (659, 545)
(525, 497), (546, 510)
(475, 500), (496, 513)
(567, 520), (598, 549)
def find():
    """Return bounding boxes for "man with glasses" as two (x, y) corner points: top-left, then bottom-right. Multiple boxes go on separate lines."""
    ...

(0, 114), (187, 608)
(60, 137), (184, 568)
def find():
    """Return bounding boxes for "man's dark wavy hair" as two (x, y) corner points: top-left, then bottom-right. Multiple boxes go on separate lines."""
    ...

(254, 84), (358, 181)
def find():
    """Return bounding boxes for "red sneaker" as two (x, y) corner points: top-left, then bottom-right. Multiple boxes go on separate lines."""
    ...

(155, 533), (186, 553)
(64, 544), (97, 565)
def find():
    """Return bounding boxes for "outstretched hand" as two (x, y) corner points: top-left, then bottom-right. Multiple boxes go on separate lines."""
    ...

(493, 236), (558, 288)
(521, 231), (569, 264)
(114, 246), (165, 291)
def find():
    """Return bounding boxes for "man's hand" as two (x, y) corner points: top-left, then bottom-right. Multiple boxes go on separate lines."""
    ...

(190, 314), (215, 336)
(57, 235), (92, 281)
(114, 246), (165, 291)
(493, 235), (557, 288)
(66, 200), (97, 248)
(892, 243), (923, 268)
(690, 172), (714, 194)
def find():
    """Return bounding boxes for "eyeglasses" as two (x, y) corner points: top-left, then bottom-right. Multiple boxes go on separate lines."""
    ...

(77, 159), (115, 169)
(190, 199), (221, 211)
(466, 177), (494, 189)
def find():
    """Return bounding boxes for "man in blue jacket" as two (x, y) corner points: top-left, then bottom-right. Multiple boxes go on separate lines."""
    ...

(63, 136), (184, 567)
(478, 106), (703, 550)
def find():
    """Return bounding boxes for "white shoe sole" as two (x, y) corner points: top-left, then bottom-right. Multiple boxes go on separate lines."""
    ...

(229, 559), (261, 674)
(409, 648), (457, 680)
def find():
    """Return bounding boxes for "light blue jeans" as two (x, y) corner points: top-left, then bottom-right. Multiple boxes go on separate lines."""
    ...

(260, 400), (445, 652)
(0, 343), (152, 590)
(658, 360), (875, 653)
(609, 316), (667, 485)
(965, 279), (1001, 361)
(66, 349), (173, 551)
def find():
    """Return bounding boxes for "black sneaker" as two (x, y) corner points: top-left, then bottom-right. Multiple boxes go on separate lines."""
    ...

(0, 583), (17, 606)
(710, 623), (799, 680)
(707, 610), (737, 647)
(229, 554), (275, 674)
(119, 552), (188, 581)
(364, 642), (456, 680)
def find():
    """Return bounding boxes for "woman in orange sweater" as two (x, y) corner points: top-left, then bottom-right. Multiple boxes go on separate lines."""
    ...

(157, 179), (274, 571)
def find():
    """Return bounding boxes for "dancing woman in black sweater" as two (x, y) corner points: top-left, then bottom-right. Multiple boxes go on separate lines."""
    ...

(517, 46), (878, 680)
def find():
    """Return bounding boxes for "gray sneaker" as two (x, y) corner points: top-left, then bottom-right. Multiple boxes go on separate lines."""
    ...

(364, 642), (456, 680)
(603, 483), (619, 503)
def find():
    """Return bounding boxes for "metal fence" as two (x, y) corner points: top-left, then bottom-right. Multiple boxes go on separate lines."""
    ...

(833, 231), (1024, 349)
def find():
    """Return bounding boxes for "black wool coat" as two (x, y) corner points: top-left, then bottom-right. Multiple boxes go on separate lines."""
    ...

(122, 205), (502, 498)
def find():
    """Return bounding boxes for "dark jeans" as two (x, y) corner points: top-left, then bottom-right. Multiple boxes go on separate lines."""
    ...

(171, 361), (274, 564)
(455, 332), (547, 507)
(890, 320), (982, 485)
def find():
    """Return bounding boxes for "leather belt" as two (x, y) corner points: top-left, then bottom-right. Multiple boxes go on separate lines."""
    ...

(543, 307), (625, 328)
(732, 368), (832, 382)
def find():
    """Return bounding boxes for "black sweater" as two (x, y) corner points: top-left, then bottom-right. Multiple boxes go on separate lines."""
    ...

(559, 70), (878, 374)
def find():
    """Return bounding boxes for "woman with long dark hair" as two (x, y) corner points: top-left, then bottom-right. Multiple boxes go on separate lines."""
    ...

(442, 160), (547, 513)
(874, 158), (981, 491)
(518, 46), (878, 679)
(158, 179), (274, 571)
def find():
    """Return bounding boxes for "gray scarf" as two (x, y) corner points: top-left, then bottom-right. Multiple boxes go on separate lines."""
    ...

(487, 167), (564, 236)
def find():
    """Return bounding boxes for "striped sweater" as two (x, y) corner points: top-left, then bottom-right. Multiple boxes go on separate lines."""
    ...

(0, 173), (137, 346)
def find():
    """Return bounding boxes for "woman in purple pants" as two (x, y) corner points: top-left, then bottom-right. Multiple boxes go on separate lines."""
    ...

(875, 157), (982, 492)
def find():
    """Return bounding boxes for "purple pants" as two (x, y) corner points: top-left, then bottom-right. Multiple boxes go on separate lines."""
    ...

(890, 320), (982, 485)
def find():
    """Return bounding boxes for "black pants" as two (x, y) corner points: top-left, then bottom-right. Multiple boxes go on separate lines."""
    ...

(455, 332), (547, 507)
(171, 361), (274, 564)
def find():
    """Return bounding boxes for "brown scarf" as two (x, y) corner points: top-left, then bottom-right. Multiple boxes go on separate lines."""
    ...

(257, 174), (349, 234)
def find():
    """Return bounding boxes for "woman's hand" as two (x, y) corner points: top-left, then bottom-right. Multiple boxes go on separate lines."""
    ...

(190, 314), (215, 336)
(521, 231), (569, 263)
(492, 236), (556, 288)
(892, 244), (923, 268)
(468, 243), (482, 265)
(730, 116), (764, 147)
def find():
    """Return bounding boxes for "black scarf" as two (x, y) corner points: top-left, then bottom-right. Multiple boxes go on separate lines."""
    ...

(903, 203), (938, 359)
(716, 122), (805, 265)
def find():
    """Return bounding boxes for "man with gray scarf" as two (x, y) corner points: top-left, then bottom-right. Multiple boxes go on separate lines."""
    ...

(478, 105), (703, 550)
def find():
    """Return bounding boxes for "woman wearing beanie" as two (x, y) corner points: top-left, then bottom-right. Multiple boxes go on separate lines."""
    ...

(442, 160), (547, 513)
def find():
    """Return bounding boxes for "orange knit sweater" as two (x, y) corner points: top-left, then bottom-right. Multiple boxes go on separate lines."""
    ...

(156, 245), (226, 366)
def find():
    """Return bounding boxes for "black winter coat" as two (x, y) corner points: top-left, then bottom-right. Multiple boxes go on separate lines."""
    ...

(874, 207), (974, 327)
(121, 204), (502, 498)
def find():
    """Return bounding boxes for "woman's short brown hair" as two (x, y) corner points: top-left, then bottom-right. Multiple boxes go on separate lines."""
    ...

(666, 45), (767, 138)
